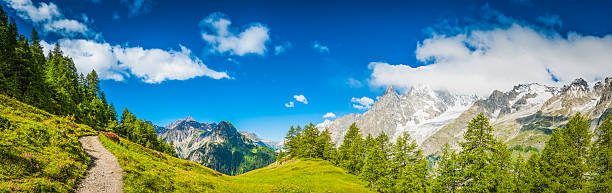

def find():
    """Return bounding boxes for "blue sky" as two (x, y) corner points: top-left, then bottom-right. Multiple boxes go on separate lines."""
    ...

(3, 0), (612, 141)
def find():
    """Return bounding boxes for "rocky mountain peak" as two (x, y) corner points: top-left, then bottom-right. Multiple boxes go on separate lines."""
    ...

(383, 86), (398, 96)
(562, 78), (589, 92)
(183, 116), (195, 122)
(212, 121), (239, 139)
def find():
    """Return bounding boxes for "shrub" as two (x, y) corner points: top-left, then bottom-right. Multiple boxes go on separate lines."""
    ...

(103, 132), (120, 143)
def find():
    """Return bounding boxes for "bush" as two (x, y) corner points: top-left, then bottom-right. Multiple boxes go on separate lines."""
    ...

(102, 132), (120, 143)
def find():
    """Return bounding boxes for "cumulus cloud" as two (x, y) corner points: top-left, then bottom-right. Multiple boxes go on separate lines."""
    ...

(369, 10), (612, 96)
(114, 45), (230, 83)
(285, 101), (294, 108)
(312, 41), (329, 53)
(121, 0), (152, 18)
(3, 0), (93, 37)
(323, 112), (336, 119)
(294, 95), (308, 104)
(351, 97), (374, 110)
(41, 39), (230, 83)
(200, 12), (269, 56)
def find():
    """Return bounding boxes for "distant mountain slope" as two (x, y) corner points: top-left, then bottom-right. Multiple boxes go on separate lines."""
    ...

(318, 77), (612, 155)
(238, 131), (282, 151)
(155, 117), (277, 175)
(99, 133), (371, 192)
(422, 77), (612, 154)
(319, 85), (478, 146)
(0, 95), (95, 192)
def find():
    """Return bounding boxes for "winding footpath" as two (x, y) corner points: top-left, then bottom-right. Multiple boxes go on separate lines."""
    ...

(76, 136), (124, 193)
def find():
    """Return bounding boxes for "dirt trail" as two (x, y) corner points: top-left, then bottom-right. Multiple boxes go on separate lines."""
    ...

(76, 136), (124, 193)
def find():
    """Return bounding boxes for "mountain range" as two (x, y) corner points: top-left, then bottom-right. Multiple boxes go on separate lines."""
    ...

(154, 117), (279, 175)
(318, 77), (612, 155)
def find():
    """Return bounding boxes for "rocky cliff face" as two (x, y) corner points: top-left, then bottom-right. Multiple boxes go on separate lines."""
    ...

(156, 118), (277, 175)
(318, 77), (612, 156)
(318, 85), (478, 146)
(421, 78), (612, 155)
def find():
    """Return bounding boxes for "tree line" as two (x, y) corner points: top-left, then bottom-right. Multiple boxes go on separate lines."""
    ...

(280, 113), (612, 192)
(0, 5), (175, 156)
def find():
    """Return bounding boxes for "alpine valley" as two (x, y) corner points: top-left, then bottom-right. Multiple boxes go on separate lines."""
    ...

(154, 117), (280, 175)
(317, 77), (612, 155)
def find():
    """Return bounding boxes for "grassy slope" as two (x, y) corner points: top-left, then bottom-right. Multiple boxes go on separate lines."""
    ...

(99, 134), (371, 193)
(0, 95), (95, 192)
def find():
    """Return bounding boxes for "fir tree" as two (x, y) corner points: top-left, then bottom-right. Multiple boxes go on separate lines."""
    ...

(338, 123), (365, 174)
(360, 132), (391, 191)
(316, 128), (335, 160)
(540, 129), (567, 192)
(589, 116), (612, 192)
(432, 144), (462, 192)
(457, 113), (511, 192)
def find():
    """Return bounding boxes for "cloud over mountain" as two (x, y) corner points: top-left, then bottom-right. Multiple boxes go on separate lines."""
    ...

(369, 8), (612, 96)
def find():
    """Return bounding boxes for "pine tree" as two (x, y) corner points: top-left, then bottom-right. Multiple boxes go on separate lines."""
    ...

(524, 153), (544, 192)
(589, 116), (612, 192)
(432, 144), (462, 192)
(301, 123), (320, 158)
(360, 132), (391, 191)
(283, 126), (297, 157)
(338, 123), (365, 174)
(457, 113), (511, 192)
(512, 153), (528, 192)
(561, 113), (591, 190)
(392, 132), (429, 192)
(540, 129), (567, 192)
(316, 128), (335, 160)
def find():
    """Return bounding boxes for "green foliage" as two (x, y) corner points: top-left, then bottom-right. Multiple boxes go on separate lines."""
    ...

(283, 123), (336, 163)
(0, 94), (94, 192)
(432, 144), (461, 192)
(196, 138), (277, 176)
(338, 123), (365, 175)
(0, 5), (117, 131)
(589, 115), (612, 192)
(457, 113), (513, 192)
(99, 134), (371, 192)
(392, 132), (428, 192)
(360, 132), (392, 191)
(509, 144), (540, 154)
(113, 108), (176, 157)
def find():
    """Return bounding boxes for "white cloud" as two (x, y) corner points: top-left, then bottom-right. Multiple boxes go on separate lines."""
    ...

(3, 0), (93, 37)
(294, 95), (308, 104)
(312, 41), (329, 53)
(323, 112), (336, 119)
(41, 39), (230, 83)
(114, 45), (230, 83)
(274, 42), (292, 56)
(369, 17), (612, 96)
(351, 97), (374, 110)
(346, 78), (363, 88)
(285, 101), (294, 108)
(121, 0), (152, 18)
(200, 12), (270, 56)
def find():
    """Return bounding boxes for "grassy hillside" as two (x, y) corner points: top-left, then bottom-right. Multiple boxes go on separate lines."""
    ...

(237, 159), (371, 192)
(0, 95), (95, 192)
(99, 134), (371, 192)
